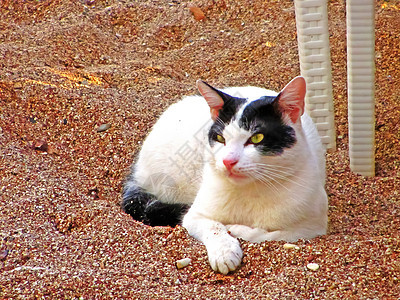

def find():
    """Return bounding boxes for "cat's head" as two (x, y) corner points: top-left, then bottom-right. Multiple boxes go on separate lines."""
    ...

(197, 77), (306, 184)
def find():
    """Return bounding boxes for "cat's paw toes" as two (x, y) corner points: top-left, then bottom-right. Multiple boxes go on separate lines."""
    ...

(206, 236), (243, 275)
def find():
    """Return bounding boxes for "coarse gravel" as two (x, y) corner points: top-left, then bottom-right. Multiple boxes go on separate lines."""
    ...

(0, 0), (399, 298)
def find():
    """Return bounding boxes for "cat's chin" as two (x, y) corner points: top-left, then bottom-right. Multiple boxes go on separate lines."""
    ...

(225, 172), (253, 185)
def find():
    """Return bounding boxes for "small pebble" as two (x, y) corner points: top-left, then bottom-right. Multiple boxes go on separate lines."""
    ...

(283, 243), (300, 250)
(96, 123), (111, 132)
(189, 6), (205, 21)
(176, 258), (191, 269)
(307, 263), (320, 271)
(0, 249), (9, 261)
(14, 82), (23, 89)
(32, 139), (49, 152)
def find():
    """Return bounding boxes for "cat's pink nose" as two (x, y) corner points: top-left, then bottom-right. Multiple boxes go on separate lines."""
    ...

(223, 158), (238, 171)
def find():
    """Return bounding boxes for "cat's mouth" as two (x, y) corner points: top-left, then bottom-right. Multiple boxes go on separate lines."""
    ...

(226, 170), (247, 180)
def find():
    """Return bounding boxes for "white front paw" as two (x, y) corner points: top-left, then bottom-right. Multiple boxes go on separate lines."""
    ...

(206, 235), (243, 275)
(226, 224), (269, 243)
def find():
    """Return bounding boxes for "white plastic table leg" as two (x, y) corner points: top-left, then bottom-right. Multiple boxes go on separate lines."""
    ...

(347, 0), (375, 176)
(294, 0), (336, 150)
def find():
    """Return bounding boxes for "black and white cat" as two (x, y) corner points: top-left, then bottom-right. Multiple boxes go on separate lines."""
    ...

(123, 77), (328, 274)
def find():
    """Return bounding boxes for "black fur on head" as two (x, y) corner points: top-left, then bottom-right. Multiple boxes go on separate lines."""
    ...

(239, 96), (296, 155)
(204, 83), (247, 147)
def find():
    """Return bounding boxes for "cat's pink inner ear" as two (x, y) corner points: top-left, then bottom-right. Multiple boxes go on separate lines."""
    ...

(196, 80), (224, 120)
(277, 76), (306, 123)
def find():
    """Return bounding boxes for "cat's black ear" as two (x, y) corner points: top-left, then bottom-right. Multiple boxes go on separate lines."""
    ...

(196, 80), (225, 121)
(275, 76), (306, 123)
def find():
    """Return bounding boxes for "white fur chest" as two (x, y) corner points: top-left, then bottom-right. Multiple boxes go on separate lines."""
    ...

(193, 165), (310, 232)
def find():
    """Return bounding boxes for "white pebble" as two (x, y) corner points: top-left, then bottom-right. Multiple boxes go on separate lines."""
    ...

(96, 123), (111, 132)
(283, 243), (300, 250)
(307, 263), (320, 271)
(176, 258), (191, 269)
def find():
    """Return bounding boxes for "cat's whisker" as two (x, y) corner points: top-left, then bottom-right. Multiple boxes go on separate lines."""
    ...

(254, 165), (298, 179)
(244, 166), (291, 193)
(254, 163), (295, 171)
(243, 164), (312, 192)
(252, 172), (290, 196)
(253, 173), (282, 195)
(255, 166), (300, 183)
(254, 179), (281, 202)
(253, 163), (311, 187)
(258, 171), (312, 191)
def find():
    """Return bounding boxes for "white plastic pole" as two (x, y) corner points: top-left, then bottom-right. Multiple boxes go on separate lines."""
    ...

(347, 0), (375, 176)
(294, 0), (336, 150)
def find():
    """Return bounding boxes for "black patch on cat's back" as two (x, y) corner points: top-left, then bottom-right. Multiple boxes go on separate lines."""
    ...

(208, 95), (246, 146)
(122, 181), (189, 227)
(239, 96), (296, 155)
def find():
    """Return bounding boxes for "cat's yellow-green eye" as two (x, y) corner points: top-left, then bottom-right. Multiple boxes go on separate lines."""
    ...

(216, 134), (225, 144)
(250, 133), (264, 144)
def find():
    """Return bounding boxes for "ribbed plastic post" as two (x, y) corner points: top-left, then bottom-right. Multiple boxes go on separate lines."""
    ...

(347, 0), (375, 176)
(294, 0), (336, 150)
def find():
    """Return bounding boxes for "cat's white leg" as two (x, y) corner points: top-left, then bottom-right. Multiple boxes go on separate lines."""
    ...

(226, 223), (326, 243)
(182, 211), (243, 275)
(227, 224), (298, 242)
(226, 224), (271, 243)
(246, 229), (303, 242)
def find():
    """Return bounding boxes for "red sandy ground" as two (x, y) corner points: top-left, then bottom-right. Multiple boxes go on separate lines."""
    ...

(0, 0), (399, 298)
